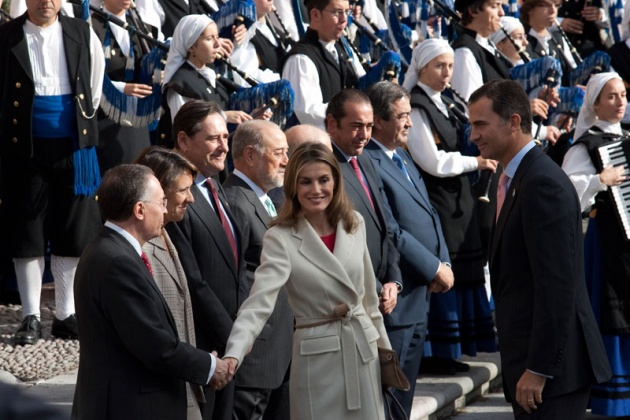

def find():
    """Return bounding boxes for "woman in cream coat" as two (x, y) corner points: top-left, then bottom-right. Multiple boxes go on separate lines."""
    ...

(224, 143), (391, 420)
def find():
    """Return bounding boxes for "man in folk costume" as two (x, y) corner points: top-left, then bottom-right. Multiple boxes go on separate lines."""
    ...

(0, 0), (105, 344)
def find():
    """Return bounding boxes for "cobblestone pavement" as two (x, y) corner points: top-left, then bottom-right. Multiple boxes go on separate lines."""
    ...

(0, 285), (79, 382)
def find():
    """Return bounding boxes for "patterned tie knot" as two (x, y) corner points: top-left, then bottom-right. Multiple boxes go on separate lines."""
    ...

(264, 196), (277, 217)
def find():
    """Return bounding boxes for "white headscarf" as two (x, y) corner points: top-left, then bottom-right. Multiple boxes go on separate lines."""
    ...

(163, 15), (215, 85)
(402, 38), (454, 91)
(489, 16), (523, 46)
(574, 72), (622, 139)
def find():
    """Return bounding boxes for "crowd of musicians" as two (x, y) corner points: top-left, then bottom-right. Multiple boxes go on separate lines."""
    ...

(0, 0), (630, 417)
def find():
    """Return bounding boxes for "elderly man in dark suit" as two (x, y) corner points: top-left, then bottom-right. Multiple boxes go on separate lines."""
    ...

(72, 164), (233, 420)
(222, 120), (293, 419)
(325, 89), (402, 315)
(363, 81), (454, 417)
(167, 100), (246, 420)
(469, 79), (612, 419)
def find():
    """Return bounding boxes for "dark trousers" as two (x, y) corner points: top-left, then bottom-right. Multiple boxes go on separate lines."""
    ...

(511, 386), (591, 419)
(386, 321), (427, 418)
(1, 137), (101, 257)
(233, 370), (291, 420)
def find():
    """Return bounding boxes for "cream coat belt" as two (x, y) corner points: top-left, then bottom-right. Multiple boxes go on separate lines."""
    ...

(295, 304), (376, 410)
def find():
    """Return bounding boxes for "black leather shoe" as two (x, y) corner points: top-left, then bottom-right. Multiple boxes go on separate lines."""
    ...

(13, 315), (42, 345)
(51, 314), (78, 339)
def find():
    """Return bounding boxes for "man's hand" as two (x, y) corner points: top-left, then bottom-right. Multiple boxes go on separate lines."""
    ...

(545, 126), (560, 145)
(561, 17), (584, 34)
(225, 110), (253, 124)
(530, 98), (549, 119)
(232, 24), (247, 45)
(123, 83), (153, 98)
(379, 283), (398, 314)
(538, 86), (560, 108)
(209, 352), (235, 390)
(581, 6), (602, 22)
(476, 156), (498, 172)
(429, 262), (454, 293)
(515, 370), (546, 414)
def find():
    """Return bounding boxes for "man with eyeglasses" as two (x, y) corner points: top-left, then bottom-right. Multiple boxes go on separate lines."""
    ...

(364, 82), (454, 418)
(281, 0), (365, 129)
(73, 164), (234, 420)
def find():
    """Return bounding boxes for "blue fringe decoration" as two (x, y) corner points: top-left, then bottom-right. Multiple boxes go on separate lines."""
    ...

(387, 0), (413, 66)
(228, 79), (295, 128)
(609, 0), (624, 44)
(73, 146), (101, 197)
(569, 50), (612, 86)
(510, 56), (562, 94)
(80, 0), (90, 21)
(551, 86), (585, 116)
(358, 51), (401, 90)
(99, 46), (165, 127)
(212, 0), (257, 39)
(291, 0), (306, 38)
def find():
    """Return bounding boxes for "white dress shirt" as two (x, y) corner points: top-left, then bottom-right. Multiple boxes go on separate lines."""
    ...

(24, 16), (105, 109)
(230, 20), (282, 87)
(282, 38), (366, 129)
(407, 82), (479, 177)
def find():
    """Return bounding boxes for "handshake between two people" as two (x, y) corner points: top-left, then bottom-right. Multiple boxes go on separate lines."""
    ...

(209, 351), (238, 390)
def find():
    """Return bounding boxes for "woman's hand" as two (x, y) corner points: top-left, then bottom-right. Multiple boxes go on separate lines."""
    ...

(599, 164), (626, 187)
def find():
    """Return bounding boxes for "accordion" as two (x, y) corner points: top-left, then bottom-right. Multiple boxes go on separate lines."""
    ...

(597, 139), (630, 240)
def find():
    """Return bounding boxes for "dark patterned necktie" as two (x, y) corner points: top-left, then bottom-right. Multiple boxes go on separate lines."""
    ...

(206, 179), (238, 266)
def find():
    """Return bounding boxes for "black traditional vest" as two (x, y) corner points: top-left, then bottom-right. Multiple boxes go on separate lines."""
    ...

(525, 28), (573, 85)
(91, 13), (147, 82)
(451, 28), (512, 82)
(0, 14), (98, 157)
(573, 127), (630, 333)
(157, 0), (207, 38)
(157, 62), (230, 147)
(251, 28), (286, 73)
(608, 41), (630, 87)
(558, 0), (608, 56)
(282, 28), (359, 103)
(409, 86), (485, 281)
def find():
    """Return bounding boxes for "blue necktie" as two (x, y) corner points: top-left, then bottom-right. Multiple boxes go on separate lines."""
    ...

(392, 152), (412, 184)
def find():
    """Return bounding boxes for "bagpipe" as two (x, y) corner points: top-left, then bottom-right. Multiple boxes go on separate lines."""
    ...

(211, 0), (257, 39)
(215, 54), (295, 127)
(68, 0), (169, 127)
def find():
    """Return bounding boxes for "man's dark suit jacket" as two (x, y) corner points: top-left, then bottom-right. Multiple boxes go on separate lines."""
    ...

(167, 181), (247, 354)
(364, 143), (450, 327)
(72, 227), (212, 420)
(332, 143), (402, 289)
(490, 146), (611, 402)
(222, 173), (293, 390)
(166, 179), (247, 420)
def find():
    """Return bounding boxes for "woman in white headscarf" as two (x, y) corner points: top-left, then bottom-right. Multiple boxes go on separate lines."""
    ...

(489, 16), (529, 66)
(158, 15), (252, 146)
(561, 72), (630, 418)
(402, 39), (499, 375)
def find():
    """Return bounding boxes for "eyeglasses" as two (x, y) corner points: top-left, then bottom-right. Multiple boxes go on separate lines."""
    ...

(322, 8), (352, 19)
(143, 198), (168, 209)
